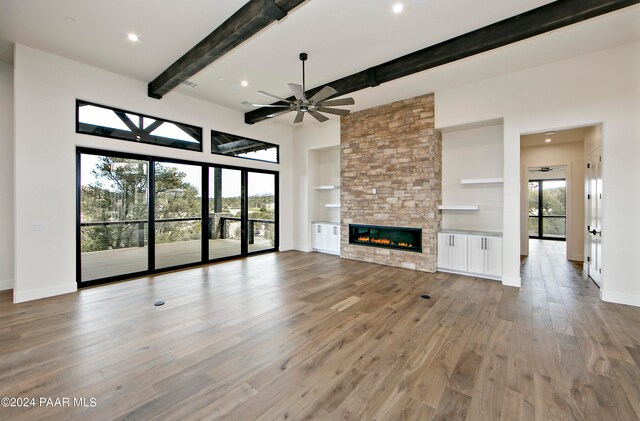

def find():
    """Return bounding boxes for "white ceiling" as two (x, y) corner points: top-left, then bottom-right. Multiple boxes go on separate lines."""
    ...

(1, 0), (639, 127)
(521, 126), (592, 148)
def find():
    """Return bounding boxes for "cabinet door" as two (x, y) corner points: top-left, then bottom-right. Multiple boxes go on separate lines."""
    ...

(467, 235), (485, 274)
(329, 225), (340, 252)
(312, 223), (323, 250)
(437, 233), (451, 269)
(484, 236), (502, 277)
(321, 224), (331, 251)
(450, 234), (468, 272)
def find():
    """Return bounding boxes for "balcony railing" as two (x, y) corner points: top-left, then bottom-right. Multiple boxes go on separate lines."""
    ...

(81, 216), (275, 250)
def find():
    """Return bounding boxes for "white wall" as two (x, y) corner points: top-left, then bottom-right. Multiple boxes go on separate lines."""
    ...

(292, 121), (340, 251)
(0, 61), (13, 291)
(441, 123), (503, 232)
(13, 44), (294, 303)
(436, 41), (640, 305)
(520, 141), (585, 261)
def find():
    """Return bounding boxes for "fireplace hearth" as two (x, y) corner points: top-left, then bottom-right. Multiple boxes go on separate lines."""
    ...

(349, 224), (422, 253)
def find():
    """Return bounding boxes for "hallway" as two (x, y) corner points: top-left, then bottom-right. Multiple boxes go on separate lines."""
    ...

(519, 238), (640, 419)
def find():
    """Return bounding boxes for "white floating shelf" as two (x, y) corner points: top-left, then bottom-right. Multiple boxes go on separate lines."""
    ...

(460, 178), (504, 184)
(315, 185), (340, 190)
(325, 204), (341, 208)
(438, 205), (480, 211)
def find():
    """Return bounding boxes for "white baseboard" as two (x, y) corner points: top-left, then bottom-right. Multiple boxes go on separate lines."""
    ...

(437, 268), (501, 282)
(568, 254), (584, 262)
(0, 279), (13, 291)
(600, 290), (640, 308)
(501, 275), (521, 288)
(293, 245), (312, 252)
(13, 283), (77, 303)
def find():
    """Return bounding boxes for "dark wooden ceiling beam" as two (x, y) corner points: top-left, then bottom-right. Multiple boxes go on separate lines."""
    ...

(245, 0), (639, 124)
(148, 0), (306, 99)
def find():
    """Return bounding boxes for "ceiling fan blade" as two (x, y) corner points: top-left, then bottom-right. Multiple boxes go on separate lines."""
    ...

(257, 91), (294, 103)
(288, 83), (306, 101)
(265, 109), (293, 119)
(242, 101), (288, 108)
(308, 110), (329, 123)
(318, 97), (355, 107)
(317, 107), (350, 116)
(309, 86), (337, 103)
(293, 111), (304, 124)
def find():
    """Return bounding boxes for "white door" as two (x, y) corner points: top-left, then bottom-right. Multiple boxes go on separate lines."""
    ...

(450, 234), (468, 272)
(312, 223), (323, 250)
(484, 236), (503, 277)
(467, 235), (484, 274)
(587, 149), (602, 287)
(437, 233), (451, 269)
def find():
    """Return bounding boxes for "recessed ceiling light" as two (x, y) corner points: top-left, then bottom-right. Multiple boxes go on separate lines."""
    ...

(393, 3), (404, 13)
(544, 131), (555, 135)
(64, 16), (76, 23)
(545, 138), (552, 143)
(127, 33), (139, 42)
(219, 78), (225, 81)
(241, 80), (249, 87)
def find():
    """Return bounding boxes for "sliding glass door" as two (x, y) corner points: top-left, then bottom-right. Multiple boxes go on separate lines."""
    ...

(208, 167), (242, 259)
(528, 179), (566, 240)
(78, 149), (278, 285)
(247, 171), (277, 253)
(79, 154), (149, 282)
(154, 162), (203, 269)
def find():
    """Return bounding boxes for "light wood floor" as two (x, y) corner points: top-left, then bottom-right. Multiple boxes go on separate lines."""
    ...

(1, 240), (639, 420)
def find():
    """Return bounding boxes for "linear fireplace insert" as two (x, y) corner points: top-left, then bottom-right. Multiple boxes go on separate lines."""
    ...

(349, 224), (422, 253)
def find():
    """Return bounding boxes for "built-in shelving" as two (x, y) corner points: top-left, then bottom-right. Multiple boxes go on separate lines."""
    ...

(438, 205), (480, 211)
(460, 178), (504, 185)
(314, 185), (340, 190)
(325, 204), (341, 208)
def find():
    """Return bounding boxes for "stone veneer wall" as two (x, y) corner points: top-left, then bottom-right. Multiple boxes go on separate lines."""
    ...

(340, 93), (441, 272)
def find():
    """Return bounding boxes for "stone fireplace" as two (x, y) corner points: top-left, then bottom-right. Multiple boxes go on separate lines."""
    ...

(340, 93), (441, 272)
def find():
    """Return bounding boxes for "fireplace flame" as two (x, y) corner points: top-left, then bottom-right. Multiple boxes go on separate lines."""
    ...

(357, 236), (412, 248)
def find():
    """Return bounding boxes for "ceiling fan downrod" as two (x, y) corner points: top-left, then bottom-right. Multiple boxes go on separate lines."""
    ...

(300, 52), (307, 93)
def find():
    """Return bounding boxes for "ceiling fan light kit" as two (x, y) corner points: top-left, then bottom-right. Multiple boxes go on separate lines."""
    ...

(243, 53), (355, 123)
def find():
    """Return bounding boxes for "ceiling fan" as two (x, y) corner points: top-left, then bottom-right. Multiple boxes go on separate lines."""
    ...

(242, 53), (355, 124)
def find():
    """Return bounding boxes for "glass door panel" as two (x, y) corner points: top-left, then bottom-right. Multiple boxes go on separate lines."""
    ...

(154, 162), (202, 269)
(247, 172), (276, 253)
(79, 154), (149, 282)
(528, 179), (566, 240)
(528, 181), (539, 237)
(208, 167), (242, 259)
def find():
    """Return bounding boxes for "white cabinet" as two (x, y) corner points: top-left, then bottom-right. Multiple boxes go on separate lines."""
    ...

(467, 235), (502, 278)
(438, 231), (502, 281)
(437, 233), (468, 272)
(312, 223), (340, 255)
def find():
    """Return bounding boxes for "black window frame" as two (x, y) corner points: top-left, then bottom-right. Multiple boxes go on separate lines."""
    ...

(528, 178), (567, 241)
(211, 130), (280, 164)
(76, 99), (203, 152)
(76, 147), (279, 288)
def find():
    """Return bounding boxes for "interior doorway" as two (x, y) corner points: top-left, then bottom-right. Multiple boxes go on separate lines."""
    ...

(520, 124), (602, 288)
